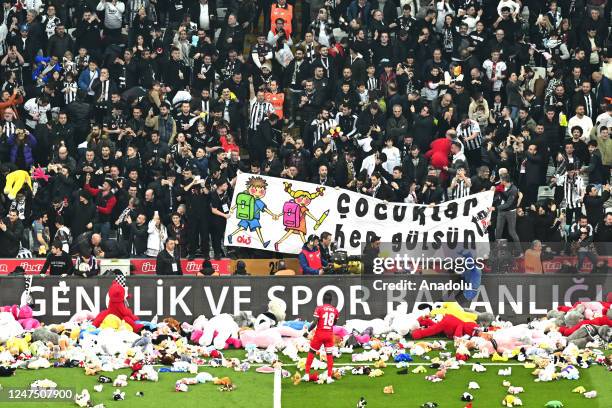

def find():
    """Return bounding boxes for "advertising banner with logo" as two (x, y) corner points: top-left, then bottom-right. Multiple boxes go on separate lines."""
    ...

(224, 173), (494, 255)
(0, 275), (607, 324)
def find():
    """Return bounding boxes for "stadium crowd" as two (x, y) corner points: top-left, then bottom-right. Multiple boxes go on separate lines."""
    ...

(0, 0), (610, 275)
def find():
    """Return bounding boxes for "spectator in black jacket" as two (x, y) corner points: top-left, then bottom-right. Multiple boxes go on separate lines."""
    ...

(418, 176), (444, 204)
(262, 147), (283, 177)
(47, 24), (74, 58)
(40, 240), (75, 276)
(0, 209), (24, 257)
(402, 145), (428, 186)
(585, 141), (607, 185)
(594, 212), (612, 254)
(69, 190), (97, 239)
(363, 172), (393, 201)
(156, 238), (183, 275)
(127, 213), (148, 256)
(583, 184), (611, 228)
(389, 166), (409, 202)
(523, 144), (545, 206)
(492, 176), (521, 254)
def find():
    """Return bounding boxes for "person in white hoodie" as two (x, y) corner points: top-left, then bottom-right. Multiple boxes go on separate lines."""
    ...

(146, 211), (168, 257)
(97, 0), (125, 43)
(382, 137), (401, 174)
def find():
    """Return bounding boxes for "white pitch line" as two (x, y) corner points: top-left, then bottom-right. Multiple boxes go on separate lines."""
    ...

(151, 362), (535, 368)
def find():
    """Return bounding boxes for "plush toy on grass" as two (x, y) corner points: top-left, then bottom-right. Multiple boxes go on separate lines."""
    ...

(74, 389), (91, 407)
(498, 367), (512, 376)
(472, 363), (486, 372)
(558, 308), (612, 336)
(430, 302), (478, 322)
(461, 392), (473, 401)
(411, 314), (478, 339)
(544, 401), (563, 408)
(92, 277), (143, 332)
(502, 395), (523, 407)
(113, 389), (125, 400)
(0, 366), (16, 376)
(507, 386), (524, 394)
(0, 312), (24, 343)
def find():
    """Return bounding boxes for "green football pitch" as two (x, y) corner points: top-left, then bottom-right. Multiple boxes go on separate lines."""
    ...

(0, 349), (610, 408)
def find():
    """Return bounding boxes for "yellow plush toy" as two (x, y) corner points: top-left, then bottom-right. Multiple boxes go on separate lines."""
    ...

(99, 314), (134, 332)
(430, 302), (478, 323)
(3, 170), (33, 200)
(6, 333), (31, 355)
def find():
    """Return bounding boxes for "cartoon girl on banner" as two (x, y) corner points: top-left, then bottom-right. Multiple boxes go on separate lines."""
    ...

(227, 176), (280, 248)
(274, 182), (328, 252)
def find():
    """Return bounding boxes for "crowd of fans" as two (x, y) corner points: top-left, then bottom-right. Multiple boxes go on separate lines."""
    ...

(0, 0), (610, 275)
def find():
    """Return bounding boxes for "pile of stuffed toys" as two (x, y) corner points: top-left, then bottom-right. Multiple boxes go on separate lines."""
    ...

(0, 278), (610, 407)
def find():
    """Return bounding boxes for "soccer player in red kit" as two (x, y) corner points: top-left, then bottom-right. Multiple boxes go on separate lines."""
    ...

(303, 293), (338, 383)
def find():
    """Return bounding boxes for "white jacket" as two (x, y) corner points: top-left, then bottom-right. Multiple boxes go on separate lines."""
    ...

(146, 220), (167, 257)
(97, 1), (125, 30)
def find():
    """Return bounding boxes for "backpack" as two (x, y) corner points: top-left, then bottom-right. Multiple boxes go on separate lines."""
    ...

(236, 193), (255, 220)
(282, 200), (301, 228)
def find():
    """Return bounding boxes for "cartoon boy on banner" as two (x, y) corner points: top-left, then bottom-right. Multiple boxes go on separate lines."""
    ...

(274, 182), (329, 251)
(227, 176), (280, 248)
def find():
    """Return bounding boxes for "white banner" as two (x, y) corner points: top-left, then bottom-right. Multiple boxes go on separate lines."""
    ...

(224, 173), (494, 255)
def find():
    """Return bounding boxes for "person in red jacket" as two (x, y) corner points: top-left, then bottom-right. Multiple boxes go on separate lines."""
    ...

(83, 175), (117, 240)
(298, 234), (328, 275)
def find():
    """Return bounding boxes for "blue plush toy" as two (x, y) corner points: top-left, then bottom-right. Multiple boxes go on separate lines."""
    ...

(394, 353), (413, 362)
(283, 320), (309, 330)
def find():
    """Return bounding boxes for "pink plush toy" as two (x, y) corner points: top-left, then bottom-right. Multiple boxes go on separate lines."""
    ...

(558, 301), (610, 318)
(69, 310), (96, 324)
(333, 325), (348, 338)
(239, 326), (303, 349)
(240, 328), (282, 348)
(470, 325), (550, 354)
(191, 329), (204, 344)
(9, 305), (40, 330)
(225, 337), (242, 349)
(576, 302), (606, 320)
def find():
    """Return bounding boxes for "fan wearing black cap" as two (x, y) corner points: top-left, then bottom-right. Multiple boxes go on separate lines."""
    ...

(83, 174), (117, 240)
(298, 234), (328, 275)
